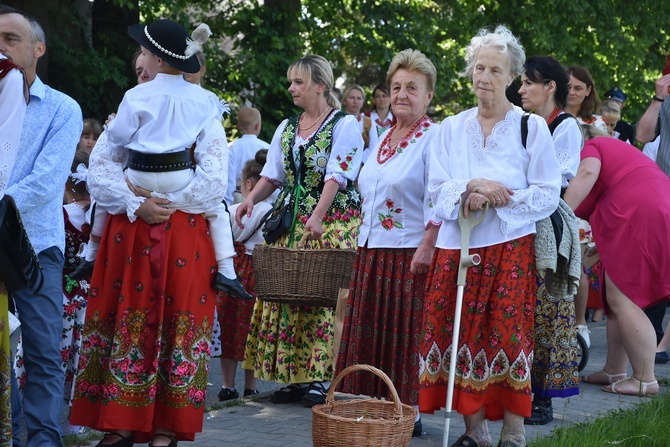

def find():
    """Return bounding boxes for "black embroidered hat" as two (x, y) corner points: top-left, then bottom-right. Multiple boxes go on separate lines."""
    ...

(128, 19), (207, 74)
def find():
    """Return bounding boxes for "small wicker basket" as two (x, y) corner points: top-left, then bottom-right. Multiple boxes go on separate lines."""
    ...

(312, 364), (417, 447)
(252, 235), (356, 307)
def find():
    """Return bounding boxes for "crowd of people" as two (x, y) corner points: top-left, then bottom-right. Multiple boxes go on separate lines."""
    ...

(2, 5), (670, 447)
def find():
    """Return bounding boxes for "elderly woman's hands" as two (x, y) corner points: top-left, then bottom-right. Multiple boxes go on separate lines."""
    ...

(134, 198), (175, 224)
(304, 215), (324, 241)
(410, 243), (434, 275)
(466, 178), (514, 207)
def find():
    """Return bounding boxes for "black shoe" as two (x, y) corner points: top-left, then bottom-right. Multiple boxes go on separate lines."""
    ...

(218, 387), (239, 401)
(524, 397), (553, 425)
(301, 382), (329, 407)
(243, 388), (259, 397)
(213, 273), (253, 301)
(655, 351), (670, 364)
(412, 419), (422, 437)
(270, 384), (306, 404)
(94, 433), (135, 447)
(68, 259), (95, 281)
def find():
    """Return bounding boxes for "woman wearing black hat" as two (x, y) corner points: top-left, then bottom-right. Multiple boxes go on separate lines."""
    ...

(70, 19), (232, 447)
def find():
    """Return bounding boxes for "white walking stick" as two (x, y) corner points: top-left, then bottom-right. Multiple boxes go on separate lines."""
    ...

(442, 201), (488, 447)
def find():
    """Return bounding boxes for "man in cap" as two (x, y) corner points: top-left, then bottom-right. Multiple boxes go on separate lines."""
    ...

(604, 86), (636, 145)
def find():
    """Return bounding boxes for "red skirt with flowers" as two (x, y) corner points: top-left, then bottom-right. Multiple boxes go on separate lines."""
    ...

(216, 242), (256, 361)
(419, 235), (536, 421)
(335, 247), (427, 405)
(70, 212), (218, 442)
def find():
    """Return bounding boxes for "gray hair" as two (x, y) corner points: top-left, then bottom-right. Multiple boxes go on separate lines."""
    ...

(462, 25), (524, 80)
(0, 6), (45, 44)
(387, 49), (437, 92)
(288, 54), (341, 110)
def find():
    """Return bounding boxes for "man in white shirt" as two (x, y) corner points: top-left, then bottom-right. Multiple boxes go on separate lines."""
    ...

(226, 107), (270, 204)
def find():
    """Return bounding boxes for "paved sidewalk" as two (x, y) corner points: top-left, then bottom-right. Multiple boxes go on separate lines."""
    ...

(82, 317), (669, 446)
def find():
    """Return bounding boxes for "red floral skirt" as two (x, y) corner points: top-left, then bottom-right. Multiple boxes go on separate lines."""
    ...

(419, 235), (536, 421)
(335, 247), (427, 405)
(216, 243), (256, 361)
(70, 212), (218, 442)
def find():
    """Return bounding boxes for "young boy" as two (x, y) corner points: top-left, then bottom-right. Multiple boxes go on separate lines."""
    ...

(225, 107), (270, 205)
(71, 19), (251, 301)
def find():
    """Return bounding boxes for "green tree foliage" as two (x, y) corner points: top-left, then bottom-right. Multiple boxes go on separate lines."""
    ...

(16, 0), (670, 135)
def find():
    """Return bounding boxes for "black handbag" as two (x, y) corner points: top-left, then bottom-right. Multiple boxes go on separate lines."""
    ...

(0, 195), (44, 292)
(261, 199), (294, 244)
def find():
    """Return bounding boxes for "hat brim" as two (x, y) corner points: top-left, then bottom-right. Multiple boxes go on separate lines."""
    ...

(128, 24), (200, 74)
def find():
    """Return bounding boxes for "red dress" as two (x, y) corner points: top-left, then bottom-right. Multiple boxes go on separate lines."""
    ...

(70, 212), (218, 442)
(574, 138), (670, 309)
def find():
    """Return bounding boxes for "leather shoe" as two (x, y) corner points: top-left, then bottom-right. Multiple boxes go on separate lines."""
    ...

(68, 259), (95, 281)
(412, 418), (422, 437)
(94, 433), (134, 447)
(213, 273), (253, 301)
(655, 351), (670, 364)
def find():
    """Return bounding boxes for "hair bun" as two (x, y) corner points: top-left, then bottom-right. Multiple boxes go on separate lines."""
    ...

(255, 149), (268, 165)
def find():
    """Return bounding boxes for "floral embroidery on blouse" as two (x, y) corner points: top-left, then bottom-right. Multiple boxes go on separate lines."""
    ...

(336, 148), (356, 172)
(378, 198), (403, 230)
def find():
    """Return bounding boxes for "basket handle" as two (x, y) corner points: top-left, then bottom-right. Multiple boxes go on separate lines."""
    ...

(298, 232), (325, 249)
(327, 364), (403, 420)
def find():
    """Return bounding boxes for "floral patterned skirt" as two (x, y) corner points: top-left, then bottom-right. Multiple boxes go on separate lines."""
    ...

(335, 246), (427, 405)
(530, 278), (579, 398)
(0, 287), (11, 446)
(70, 212), (217, 442)
(419, 235), (536, 421)
(242, 215), (359, 383)
(211, 244), (256, 360)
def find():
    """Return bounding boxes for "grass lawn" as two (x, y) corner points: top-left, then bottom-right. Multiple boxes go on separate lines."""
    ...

(528, 388), (670, 446)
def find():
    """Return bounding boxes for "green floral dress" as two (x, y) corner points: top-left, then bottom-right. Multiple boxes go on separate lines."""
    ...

(242, 111), (363, 383)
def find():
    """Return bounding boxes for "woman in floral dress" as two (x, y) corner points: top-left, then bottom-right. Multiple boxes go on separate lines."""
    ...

(335, 49), (439, 438)
(235, 54), (363, 407)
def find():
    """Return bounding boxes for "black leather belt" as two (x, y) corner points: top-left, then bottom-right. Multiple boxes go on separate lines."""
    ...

(127, 149), (194, 172)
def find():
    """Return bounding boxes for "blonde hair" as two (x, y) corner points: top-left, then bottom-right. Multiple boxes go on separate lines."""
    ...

(463, 25), (525, 80)
(600, 99), (621, 122)
(342, 84), (366, 104)
(287, 55), (341, 110)
(580, 124), (609, 141)
(387, 49), (437, 92)
(236, 107), (261, 133)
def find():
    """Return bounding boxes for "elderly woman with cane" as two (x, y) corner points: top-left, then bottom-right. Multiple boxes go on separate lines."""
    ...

(418, 25), (561, 447)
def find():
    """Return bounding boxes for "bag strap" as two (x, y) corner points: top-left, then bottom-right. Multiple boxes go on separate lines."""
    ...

(521, 112), (531, 149)
(239, 208), (271, 245)
(547, 112), (573, 135)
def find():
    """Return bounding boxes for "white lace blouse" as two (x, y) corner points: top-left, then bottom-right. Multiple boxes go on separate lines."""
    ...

(428, 107), (561, 249)
(0, 56), (26, 196)
(552, 113), (583, 187)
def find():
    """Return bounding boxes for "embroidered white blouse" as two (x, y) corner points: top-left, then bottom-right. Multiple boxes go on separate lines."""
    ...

(229, 201), (273, 254)
(358, 117), (438, 248)
(262, 113), (364, 188)
(0, 54), (26, 196)
(552, 113), (583, 187)
(429, 107), (561, 249)
(576, 114), (608, 134)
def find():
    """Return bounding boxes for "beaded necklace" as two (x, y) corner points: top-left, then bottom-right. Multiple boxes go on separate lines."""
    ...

(376, 115), (430, 164)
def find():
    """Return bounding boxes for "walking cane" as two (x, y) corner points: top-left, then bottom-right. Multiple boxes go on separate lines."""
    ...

(442, 200), (488, 447)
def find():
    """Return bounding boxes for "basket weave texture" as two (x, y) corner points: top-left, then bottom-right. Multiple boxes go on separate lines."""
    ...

(312, 364), (417, 447)
(252, 237), (356, 307)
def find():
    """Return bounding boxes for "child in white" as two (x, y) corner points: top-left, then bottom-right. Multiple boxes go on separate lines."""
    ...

(79, 20), (251, 300)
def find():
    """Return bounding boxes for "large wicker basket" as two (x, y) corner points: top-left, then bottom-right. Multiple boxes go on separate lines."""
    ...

(312, 364), (417, 447)
(252, 236), (356, 307)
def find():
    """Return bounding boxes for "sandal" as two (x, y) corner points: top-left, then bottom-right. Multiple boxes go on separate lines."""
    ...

(269, 383), (306, 404)
(149, 434), (177, 447)
(301, 381), (329, 407)
(452, 434), (492, 447)
(523, 397), (553, 425)
(603, 377), (659, 397)
(580, 369), (628, 385)
(94, 433), (135, 447)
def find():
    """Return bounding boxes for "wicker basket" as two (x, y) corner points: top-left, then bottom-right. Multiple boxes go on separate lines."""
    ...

(312, 364), (417, 447)
(252, 236), (356, 307)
